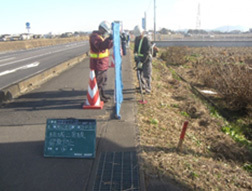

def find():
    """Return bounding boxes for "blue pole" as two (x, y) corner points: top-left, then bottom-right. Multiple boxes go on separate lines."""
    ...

(113, 22), (123, 119)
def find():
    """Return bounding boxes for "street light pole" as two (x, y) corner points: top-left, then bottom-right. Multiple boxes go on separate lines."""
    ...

(145, 12), (147, 31)
(154, 0), (156, 41)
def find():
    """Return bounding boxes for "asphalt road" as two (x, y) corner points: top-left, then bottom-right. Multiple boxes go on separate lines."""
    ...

(0, 49), (145, 191)
(0, 41), (89, 90)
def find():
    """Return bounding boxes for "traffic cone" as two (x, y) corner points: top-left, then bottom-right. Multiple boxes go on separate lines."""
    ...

(83, 70), (104, 109)
(110, 54), (115, 68)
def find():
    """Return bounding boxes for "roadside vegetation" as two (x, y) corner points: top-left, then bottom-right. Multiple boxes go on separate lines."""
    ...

(0, 36), (88, 52)
(133, 46), (252, 190)
(160, 47), (252, 143)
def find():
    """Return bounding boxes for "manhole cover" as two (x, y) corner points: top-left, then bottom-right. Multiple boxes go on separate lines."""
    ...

(93, 151), (140, 191)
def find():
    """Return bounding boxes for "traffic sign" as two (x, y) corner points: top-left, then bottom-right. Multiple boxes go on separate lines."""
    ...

(142, 18), (146, 31)
(26, 22), (31, 32)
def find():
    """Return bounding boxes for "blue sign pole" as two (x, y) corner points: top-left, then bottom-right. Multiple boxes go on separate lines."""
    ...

(113, 22), (123, 119)
(142, 18), (146, 30)
(26, 22), (31, 33)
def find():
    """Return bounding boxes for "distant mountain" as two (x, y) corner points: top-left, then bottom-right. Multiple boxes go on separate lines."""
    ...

(214, 25), (249, 32)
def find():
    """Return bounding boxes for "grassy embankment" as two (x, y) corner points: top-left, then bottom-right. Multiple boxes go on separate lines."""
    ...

(132, 45), (252, 190)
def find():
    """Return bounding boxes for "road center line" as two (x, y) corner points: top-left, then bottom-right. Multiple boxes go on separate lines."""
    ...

(0, 57), (15, 63)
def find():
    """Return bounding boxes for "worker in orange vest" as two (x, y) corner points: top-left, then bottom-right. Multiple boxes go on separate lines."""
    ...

(89, 21), (113, 102)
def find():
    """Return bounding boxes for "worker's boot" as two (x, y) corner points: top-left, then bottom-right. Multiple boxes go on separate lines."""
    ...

(101, 89), (111, 100)
(99, 90), (109, 103)
(100, 96), (108, 103)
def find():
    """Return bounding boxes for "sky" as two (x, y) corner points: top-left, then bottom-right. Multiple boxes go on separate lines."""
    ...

(0, 0), (251, 34)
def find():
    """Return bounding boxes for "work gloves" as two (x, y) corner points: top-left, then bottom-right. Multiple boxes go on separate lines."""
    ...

(134, 55), (140, 63)
(137, 62), (143, 70)
(134, 55), (143, 70)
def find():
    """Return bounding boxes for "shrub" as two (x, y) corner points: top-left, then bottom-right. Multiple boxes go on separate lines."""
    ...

(196, 62), (252, 110)
(160, 47), (189, 65)
(160, 47), (252, 111)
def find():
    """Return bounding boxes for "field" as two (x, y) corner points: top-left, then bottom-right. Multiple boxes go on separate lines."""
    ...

(133, 46), (252, 190)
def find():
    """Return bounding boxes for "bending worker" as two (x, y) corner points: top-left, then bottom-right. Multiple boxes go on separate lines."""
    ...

(133, 25), (152, 93)
(89, 21), (113, 103)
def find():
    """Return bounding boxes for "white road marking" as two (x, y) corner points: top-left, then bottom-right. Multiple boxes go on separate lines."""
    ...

(0, 42), (86, 68)
(0, 61), (40, 77)
(0, 57), (15, 63)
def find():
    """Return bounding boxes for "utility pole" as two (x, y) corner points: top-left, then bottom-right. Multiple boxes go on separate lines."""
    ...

(196, 3), (201, 29)
(142, 12), (147, 31)
(154, 0), (156, 41)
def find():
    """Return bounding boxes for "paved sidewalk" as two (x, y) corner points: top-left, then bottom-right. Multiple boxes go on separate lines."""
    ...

(0, 51), (142, 191)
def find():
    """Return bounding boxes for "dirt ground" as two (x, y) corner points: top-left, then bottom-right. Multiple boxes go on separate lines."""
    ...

(132, 48), (252, 190)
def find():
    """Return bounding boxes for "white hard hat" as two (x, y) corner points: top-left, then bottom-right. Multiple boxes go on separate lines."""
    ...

(134, 25), (143, 36)
(99, 21), (111, 34)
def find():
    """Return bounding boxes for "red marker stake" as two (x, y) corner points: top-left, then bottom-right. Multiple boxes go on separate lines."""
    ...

(177, 121), (189, 152)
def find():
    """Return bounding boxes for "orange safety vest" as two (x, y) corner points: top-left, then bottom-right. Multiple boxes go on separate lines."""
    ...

(90, 35), (109, 59)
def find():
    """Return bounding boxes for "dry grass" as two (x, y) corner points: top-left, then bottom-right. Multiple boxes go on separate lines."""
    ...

(132, 47), (252, 190)
(161, 47), (252, 111)
(195, 62), (252, 110)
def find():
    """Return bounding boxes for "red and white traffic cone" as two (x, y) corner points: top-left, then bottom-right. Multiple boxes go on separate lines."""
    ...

(110, 54), (115, 68)
(83, 70), (104, 109)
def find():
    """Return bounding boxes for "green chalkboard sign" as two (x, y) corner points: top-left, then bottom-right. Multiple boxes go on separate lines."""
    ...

(44, 118), (96, 158)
